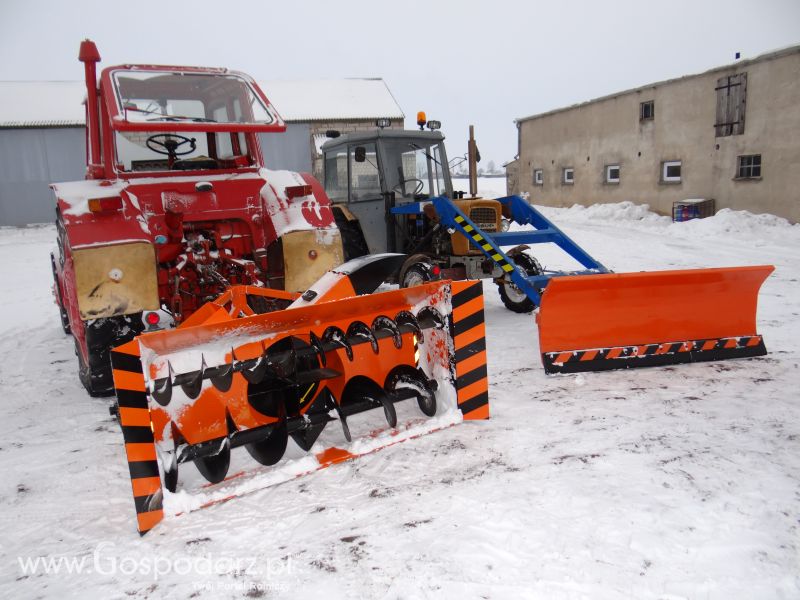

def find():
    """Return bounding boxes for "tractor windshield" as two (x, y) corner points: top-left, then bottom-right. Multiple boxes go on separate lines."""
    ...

(111, 70), (275, 125)
(106, 69), (281, 173)
(382, 139), (450, 200)
(113, 129), (252, 172)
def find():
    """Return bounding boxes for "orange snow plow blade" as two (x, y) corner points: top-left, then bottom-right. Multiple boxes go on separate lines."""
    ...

(538, 265), (774, 373)
(110, 255), (490, 534)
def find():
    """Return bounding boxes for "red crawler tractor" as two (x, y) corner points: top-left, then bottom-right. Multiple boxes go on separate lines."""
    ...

(51, 40), (345, 395)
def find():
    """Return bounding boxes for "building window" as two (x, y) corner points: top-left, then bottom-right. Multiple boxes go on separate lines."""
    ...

(737, 154), (761, 179)
(661, 160), (682, 183)
(533, 168), (543, 185)
(605, 164), (620, 183)
(640, 100), (654, 120)
(715, 73), (747, 137)
(562, 167), (574, 185)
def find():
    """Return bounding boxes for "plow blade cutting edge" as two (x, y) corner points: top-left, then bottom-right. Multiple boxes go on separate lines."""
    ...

(110, 254), (490, 534)
(537, 265), (774, 373)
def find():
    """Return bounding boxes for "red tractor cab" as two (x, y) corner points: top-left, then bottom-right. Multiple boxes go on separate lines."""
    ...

(51, 40), (345, 395)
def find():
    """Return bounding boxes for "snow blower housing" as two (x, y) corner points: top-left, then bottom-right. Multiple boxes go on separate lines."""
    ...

(111, 255), (490, 534)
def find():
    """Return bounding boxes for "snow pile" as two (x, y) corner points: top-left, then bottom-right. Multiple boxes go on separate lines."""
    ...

(542, 200), (671, 226)
(667, 207), (800, 242)
(536, 200), (799, 243)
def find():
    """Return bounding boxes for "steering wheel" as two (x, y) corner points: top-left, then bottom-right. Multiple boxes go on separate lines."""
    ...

(146, 134), (197, 160)
(392, 178), (425, 197)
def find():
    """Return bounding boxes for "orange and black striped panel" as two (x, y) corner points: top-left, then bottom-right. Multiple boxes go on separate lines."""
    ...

(449, 280), (490, 420)
(110, 340), (164, 535)
(542, 335), (767, 374)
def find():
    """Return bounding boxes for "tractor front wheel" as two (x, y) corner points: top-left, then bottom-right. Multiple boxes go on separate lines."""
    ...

(497, 253), (543, 313)
(399, 254), (435, 289)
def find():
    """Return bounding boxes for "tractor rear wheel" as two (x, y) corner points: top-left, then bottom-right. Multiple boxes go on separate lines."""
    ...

(77, 316), (145, 397)
(497, 253), (543, 313)
(50, 253), (70, 334)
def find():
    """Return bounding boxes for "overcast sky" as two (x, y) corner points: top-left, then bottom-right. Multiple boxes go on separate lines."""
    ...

(1, 0), (798, 169)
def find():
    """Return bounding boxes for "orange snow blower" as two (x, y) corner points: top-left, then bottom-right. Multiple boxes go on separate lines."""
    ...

(111, 254), (490, 534)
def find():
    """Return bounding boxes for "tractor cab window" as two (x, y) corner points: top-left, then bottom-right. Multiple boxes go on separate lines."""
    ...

(110, 69), (266, 172)
(383, 140), (448, 200)
(324, 148), (349, 202)
(112, 70), (275, 125)
(114, 130), (250, 172)
(349, 143), (381, 202)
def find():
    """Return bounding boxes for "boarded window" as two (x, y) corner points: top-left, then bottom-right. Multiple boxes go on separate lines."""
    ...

(715, 73), (747, 137)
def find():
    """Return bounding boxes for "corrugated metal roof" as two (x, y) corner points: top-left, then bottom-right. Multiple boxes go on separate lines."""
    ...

(0, 78), (404, 128)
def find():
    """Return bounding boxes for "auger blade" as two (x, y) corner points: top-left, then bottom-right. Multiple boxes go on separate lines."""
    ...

(380, 396), (398, 428)
(193, 438), (231, 484)
(244, 418), (288, 467)
(290, 423), (327, 452)
(322, 325), (353, 361)
(177, 363), (204, 399)
(417, 306), (445, 330)
(241, 352), (271, 384)
(340, 377), (396, 429)
(372, 315), (402, 348)
(309, 331), (326, 367)
(163, 450), (178, 493)
(335, 404), (352, 442)
(347, 320), (379, 353)
(206, 358), (234, 392)
(385, 365), (437, 417)
(395, 310), (422, 342)
(151, 362), (173, 406)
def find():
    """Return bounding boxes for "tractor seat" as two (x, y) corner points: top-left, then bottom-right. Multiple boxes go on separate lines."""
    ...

(172, 156), (219, 171)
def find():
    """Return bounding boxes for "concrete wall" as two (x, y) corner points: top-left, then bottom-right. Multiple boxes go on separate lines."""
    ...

(0, 127), (85, 226)
(517, 48), (800, 223)
(504, 159), (519, 196)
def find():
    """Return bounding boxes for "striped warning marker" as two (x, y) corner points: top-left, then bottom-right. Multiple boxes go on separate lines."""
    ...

(110, 340), (164, 535)
(449, 280), (490, 420)
(542, 335), (767, 374)
(452, 214), (515, 273)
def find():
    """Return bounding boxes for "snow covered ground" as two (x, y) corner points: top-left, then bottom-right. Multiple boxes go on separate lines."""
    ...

(0, 182), (798, 599)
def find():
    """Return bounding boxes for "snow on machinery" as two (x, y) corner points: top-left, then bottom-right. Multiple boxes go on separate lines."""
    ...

(111, 254), (490, 534)
(50, 40), (345, 396)
(320, 119), (774, 373)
